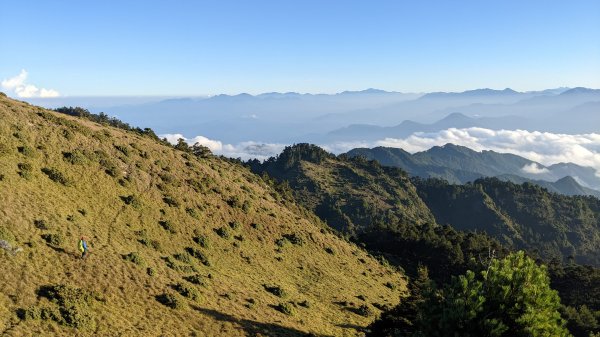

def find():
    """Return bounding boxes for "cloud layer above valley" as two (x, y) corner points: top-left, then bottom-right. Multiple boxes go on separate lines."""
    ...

(163, 128), (600, 176)
(1, 70), (60, 98)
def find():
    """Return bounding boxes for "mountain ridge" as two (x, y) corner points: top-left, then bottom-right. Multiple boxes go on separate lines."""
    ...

(346, 144), (600, 194)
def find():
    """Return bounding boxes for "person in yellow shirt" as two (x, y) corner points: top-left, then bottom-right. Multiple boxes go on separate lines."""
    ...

(78, 236), (89, 259)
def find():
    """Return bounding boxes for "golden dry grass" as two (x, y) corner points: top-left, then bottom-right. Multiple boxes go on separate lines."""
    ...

(0, 94), (405, 337)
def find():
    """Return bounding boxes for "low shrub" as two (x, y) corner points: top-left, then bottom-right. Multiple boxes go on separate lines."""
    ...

(156, 293), (181, 309)
(183, 274), (206, 286)
(174, 252), (193, 264)
(162, 195), (180, 207)
(241, 200), (252, 213)
(274, 302), (295, 316)
(215, 226), (230, 239)
(282, 233), (304, 246)
(172, 283), (200, 301)
(159, 220), (176, 233)
(298, 300), (311, 308)
(229, 221), (241, 230)
(193, 235), (210, 248)
(120, 195), (141, 208)
(114, 144), (130, 157)
(17, 145), (35, 157)
(36, 284), (96, 329)
(41, 233), (63, 247)
(355, 304), (373, 317)
(263, 284), (286, 298)
(122, 252), (144, 266)
(18, 162), (33, 179)
(62, 150), (87, 165)
(41, 167), (72, 186)
(185, 207), (200, 219)
(34, 219), (48, 230)
(185, 247), (211, 266)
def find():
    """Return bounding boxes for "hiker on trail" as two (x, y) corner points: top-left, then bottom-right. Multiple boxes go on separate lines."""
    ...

(78, 237), (89, 259)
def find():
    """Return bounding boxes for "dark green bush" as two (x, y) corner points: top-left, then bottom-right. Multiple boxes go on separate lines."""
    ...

(159, 220), (176, 233)
(185, 207), (200, 219)
(274, 302), (295, 316)
(120, 195), (141, 208)
(193, 235), (210, 248)
(162, 195), (180, 207)
(122, 252), (144, 266)
(227, 196), (242, 208)
(18, 162), (33, 179)
(156, 293), (181, 309)
(34, 219), (48, 230)
(172, 283), (200, 301)
(185, 247), (211, 266)
(17, 145), (35, 157)
(183, 274), (206, 286)
(41, 233), (63, 246)
(36, 284), (95, 329)
(229, 221), (241, 230)
(114, 144), (130, 157)
(174, 252), (193, 264)
(263, 284), (287, 298)
(384, 281), (396, 290)
(41, 167), (72, 186)
(215, 226), (230, 239)
(298, 300), (311, 308)
(62, 150), (87, 165)
(355, 304), (373, 317)
(241, 200), (252, 213)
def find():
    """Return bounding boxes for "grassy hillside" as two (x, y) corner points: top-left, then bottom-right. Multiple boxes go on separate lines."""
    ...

(0, 94), (405, 337)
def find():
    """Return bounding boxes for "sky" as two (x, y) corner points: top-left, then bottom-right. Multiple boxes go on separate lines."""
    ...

(1, 0), (599, 96)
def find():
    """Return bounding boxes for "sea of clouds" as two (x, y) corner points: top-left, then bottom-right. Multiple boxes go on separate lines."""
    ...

(162, 127), (600, 177)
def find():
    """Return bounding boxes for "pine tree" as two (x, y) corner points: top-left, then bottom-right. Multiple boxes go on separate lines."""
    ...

(416, 251), (571, 337)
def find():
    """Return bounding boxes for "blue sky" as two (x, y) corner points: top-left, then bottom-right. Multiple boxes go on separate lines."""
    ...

(1, 0), (599, 96)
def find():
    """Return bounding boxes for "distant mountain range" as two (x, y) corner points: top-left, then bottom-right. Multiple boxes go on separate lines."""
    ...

(345, 144), (600, 197)
(22, 87), (600, 144)
(318, 112), (531, 142)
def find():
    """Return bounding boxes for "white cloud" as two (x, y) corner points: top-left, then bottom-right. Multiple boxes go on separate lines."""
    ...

(368, 128), (600, 177)
(160, 128), (600, 179)
(160, 133), (285, 161)
(1, 69), (60, 98)
(521, 163), (550, 175)
(1, 69), (27, 89)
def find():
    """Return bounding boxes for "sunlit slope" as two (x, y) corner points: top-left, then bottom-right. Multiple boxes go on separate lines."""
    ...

(0, 94), (405, 337)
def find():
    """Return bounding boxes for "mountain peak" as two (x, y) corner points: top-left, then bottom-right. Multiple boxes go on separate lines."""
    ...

(560, 87), (600, 95)
(339, 88), (390, 95)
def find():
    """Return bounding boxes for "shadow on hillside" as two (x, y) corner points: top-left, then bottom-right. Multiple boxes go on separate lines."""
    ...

(191, 306), (329, 337)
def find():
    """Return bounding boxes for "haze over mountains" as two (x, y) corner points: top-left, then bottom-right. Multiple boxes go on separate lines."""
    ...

(25, 87), (600, 142)
(24, 87), (600, 189)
